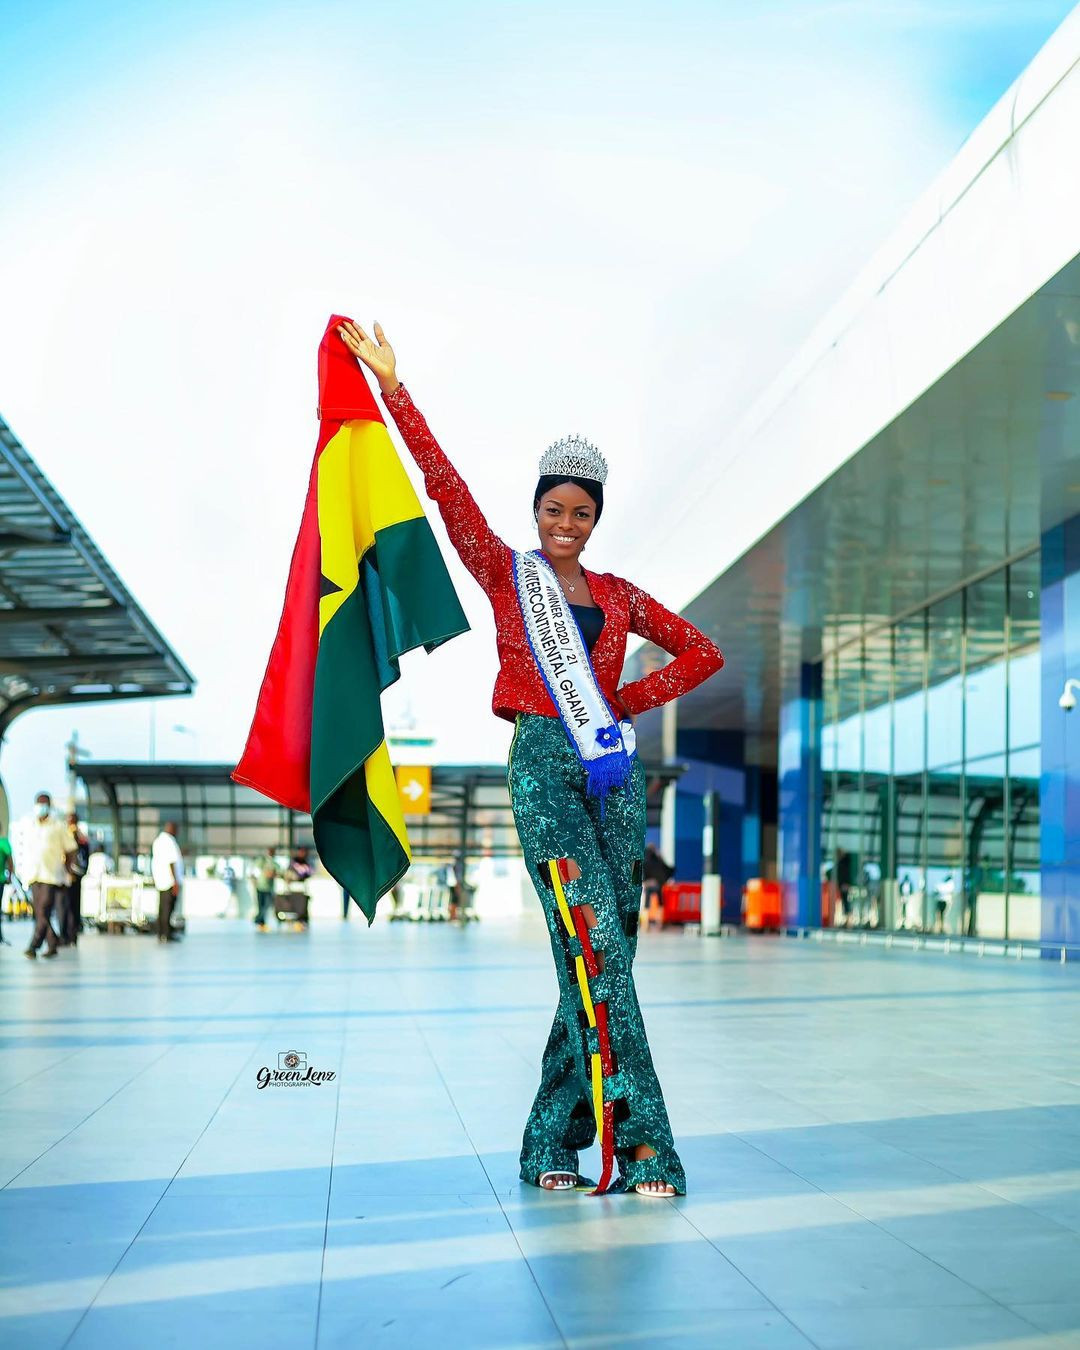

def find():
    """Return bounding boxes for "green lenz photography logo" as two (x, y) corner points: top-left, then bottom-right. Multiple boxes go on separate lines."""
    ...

(256, 1050), (337, 1089)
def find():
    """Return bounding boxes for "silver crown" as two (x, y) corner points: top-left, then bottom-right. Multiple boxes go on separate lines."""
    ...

(538, 434), (608, 486)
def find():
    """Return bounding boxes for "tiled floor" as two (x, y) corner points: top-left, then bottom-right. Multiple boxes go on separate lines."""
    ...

(2, 913), (1080, 1349)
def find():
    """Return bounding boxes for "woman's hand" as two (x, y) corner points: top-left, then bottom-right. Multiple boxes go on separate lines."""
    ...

(337, 319), (399, 396)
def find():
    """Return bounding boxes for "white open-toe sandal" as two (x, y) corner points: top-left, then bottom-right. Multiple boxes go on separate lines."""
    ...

(538, 1171), (579, 1191)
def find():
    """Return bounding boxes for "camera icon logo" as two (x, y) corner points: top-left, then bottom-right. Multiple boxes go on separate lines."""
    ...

(278, 1051), (307, 1071)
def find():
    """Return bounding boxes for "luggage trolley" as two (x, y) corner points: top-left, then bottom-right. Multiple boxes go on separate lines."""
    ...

(2, 873), (32, 920)
(92, 877), (183, 935)
(94, 877), (137, 932)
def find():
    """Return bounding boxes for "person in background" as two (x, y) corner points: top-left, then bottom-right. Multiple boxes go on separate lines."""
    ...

(151, 821), (184, 943)
(282, 847), (313, 927)
(897, 872), (917, 931)
(933, 873), (956, 935)
(640, 841), (673, 930)
(448, 852), (468, 923)
(835, 850), (855, 928)
(0, 832), (13, 945)
(642, 842), (673, 906)
(289, 847), (313, 880)
(85, 840), (110, 887)
(83, 839), (110, 931)
(57, 812), (89, 947)
(251, 850), (278, 930)
(86, 839), (110, 878)
(23, 792), (67, 960)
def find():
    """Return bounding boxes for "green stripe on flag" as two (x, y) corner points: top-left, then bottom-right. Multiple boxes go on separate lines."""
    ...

(310, 516), (469, 922)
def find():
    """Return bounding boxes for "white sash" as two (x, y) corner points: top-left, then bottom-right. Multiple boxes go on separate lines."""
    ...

(512, 550), (636, 802)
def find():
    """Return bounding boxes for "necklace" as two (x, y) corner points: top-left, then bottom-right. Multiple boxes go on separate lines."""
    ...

(556, 569), (583, 594)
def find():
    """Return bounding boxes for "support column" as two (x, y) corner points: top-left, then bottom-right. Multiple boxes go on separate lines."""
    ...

(777, 660), (822, 927)
(701, 790), (722, 935)
(659, 701), (678, 866)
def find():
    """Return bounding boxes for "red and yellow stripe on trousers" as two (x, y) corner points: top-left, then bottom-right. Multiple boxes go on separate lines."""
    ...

(546, 857), (617, 1196)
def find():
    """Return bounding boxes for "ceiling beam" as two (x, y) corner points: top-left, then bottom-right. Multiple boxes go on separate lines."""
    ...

(0, 604), (124, 628)
(0, 525), (70, 549)
(0, 653), (151, 676)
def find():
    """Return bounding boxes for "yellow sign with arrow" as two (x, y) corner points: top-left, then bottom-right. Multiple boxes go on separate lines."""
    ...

(395, 764), (431, 815)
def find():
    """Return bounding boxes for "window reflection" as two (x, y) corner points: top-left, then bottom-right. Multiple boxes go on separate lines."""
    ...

(1008, 650), (1041, 749)
(964, 571), (1006, 938)
(818, 552), (1040, 941)
(926, 592), (963, 932)
(1009, 551), (1041, 652)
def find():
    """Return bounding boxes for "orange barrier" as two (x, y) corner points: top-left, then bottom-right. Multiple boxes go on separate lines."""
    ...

(743, 878), (782, 930)
(661, 881), (702, 927)
(821, 881), (837, 928)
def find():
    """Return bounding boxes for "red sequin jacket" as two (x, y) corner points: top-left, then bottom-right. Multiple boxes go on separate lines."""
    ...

(383, 384), (723, 723)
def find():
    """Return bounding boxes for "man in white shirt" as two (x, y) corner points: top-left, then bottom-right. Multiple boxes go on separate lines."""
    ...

(250, 850), (278, 930)
(150, 821), (184, 943)
(23, 792), (68, 959)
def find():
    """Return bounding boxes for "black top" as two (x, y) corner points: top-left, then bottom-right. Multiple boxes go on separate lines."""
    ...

(569, 603), (606, 653)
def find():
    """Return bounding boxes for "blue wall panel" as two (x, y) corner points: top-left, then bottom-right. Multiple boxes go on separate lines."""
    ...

(1041, 515), (1080, 952)
(672, 729), (754, 921)
(778, 662), (822, 927)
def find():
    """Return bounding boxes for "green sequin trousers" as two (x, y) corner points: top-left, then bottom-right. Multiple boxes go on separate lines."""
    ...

(509, 713), (686, 1194)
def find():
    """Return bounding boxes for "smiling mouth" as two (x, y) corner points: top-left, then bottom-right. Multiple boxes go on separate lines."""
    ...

(550, 534), (577, 544)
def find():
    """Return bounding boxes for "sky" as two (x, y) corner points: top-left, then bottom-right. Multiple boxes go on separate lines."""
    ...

(0, 0), (1076, 819)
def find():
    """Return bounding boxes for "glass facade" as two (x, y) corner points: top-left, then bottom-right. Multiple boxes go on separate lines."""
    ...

(820, 552), (1041, 939)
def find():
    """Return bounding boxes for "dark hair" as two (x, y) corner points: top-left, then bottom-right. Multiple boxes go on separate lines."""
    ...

(533, 475), (604, 523)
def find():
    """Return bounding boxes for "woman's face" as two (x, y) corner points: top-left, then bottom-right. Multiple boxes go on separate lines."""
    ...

(535, 483), (597, 565)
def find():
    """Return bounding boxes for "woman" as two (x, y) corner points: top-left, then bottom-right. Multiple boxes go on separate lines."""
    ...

(338, 319), (723, 1197)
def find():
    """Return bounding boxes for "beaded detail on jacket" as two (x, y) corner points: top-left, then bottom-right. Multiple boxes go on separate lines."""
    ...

(382, 384), (723, 722)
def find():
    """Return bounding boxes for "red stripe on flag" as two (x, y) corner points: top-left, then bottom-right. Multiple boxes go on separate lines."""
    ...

(232, 418), (339, 812)
(318, 315), (386, 423)
(234, 314), (382, 812)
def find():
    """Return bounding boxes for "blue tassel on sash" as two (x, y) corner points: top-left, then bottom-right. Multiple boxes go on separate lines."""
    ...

(585, 744), (634, 812)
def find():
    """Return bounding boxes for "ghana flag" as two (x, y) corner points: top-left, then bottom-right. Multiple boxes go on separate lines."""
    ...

(233, 314), (468, 922)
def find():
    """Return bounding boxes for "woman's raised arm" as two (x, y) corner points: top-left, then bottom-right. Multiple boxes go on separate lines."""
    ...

(338, 320), (509, 594)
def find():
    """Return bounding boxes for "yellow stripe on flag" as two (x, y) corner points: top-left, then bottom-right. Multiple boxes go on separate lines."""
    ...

(317, 420), (425, 635)
(364, 739), (411, 858)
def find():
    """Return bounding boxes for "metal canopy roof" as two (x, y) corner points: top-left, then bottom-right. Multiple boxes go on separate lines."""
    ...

(74, 760), (683, 863)
(0, 416), (194, 733)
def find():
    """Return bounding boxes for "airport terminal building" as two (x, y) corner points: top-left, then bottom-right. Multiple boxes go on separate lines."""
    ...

(635, 22), (1080, 953)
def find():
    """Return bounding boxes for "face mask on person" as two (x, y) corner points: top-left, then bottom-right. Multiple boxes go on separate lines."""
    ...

(36, 802), (50, 819)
